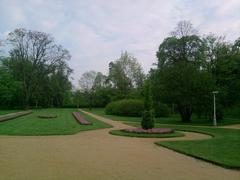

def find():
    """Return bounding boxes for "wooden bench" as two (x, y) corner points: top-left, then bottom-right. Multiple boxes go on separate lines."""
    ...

(72, 112), (92, 125)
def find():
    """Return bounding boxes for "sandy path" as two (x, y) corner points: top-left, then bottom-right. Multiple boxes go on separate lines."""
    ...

(222, 124), (240, 129)
(0, 110), (239, 180)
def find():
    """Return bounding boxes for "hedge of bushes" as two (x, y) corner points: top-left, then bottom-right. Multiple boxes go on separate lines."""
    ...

(105, 99), (144, 117)
(153, 102), (170, 117)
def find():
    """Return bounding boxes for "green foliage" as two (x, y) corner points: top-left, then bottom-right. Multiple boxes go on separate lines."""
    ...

(105, 99), (144, 117)
(0, 109), (111, 135)
(108, 51), (145, 97)
(153, 102), (170, 117)
(141, 110), (154, 129)
(2, 28), (73, 108)
(152, 62), (214, 122)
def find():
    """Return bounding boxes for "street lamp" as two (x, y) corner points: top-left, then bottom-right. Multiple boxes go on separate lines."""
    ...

(212, 91), (219, 126)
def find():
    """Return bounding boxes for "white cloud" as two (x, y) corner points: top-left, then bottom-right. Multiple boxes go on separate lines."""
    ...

(0, 0), (240, 86)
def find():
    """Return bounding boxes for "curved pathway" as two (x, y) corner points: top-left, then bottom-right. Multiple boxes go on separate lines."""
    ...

(0, 110), (239, 180)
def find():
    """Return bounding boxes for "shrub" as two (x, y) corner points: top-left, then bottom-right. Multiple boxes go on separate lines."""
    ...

(141, 110), (154, 129)
(105, 99), (144, 117)
(153, 102), (170, 117)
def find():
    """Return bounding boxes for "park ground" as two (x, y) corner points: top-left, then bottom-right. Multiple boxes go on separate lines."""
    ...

(0, 109), (239, 180)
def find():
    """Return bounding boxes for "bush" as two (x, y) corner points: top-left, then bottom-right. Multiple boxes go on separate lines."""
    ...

(141, 110), (154, 129)
(105, 99), (144, 117)
(153, 102), (170, 117)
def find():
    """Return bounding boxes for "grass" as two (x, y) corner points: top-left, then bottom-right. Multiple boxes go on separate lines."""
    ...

(125, 121), (240, 169)
(0, 108), (112, 136)
(86, 108), (240, 126)
(0, 109), (21, 115)
(87, 109), (240, 169)
(110, 129), (184, 138)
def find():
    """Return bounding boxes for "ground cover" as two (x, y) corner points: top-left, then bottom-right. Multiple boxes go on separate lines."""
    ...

(125, 121), (240, 169)
(0, 108), (111, 135)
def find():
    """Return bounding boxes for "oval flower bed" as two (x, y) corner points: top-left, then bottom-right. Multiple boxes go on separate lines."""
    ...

(110, 128), (184, 138)
(122, 128), (173, 134)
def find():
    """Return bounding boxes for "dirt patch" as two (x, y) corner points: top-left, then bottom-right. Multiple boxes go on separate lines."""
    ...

(0, 110), (239, 180)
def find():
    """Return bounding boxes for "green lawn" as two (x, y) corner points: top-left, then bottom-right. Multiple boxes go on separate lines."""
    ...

(87, 108), (240, 126)
(110, 129), (184, 138)
(125, 121), (240, 169)
(0, 108), (112, 135)
(0, 109), (21, 115)
(88, 109), (240, 169)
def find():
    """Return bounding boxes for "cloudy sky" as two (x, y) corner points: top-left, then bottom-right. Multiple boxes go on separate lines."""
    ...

(0, 0), (240, 86)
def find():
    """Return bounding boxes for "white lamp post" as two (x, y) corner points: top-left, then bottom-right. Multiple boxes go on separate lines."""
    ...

(212, 91), (218, 126)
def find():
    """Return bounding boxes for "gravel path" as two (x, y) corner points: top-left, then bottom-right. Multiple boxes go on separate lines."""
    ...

(0, 110), (239, 180)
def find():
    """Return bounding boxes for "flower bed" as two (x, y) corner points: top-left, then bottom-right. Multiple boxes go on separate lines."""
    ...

(0, 111), (32, 122)
(72, 112), (92, 125)
(122, 128), (173, 134)
(38, 114), (57, 119)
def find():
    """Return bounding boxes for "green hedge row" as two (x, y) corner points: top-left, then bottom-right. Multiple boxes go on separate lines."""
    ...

(105, 99), (144, 117)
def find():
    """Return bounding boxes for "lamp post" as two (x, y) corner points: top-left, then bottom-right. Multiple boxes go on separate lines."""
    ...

(212, 91), (218, 126)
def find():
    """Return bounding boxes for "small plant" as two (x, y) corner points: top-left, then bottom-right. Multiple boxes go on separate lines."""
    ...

(141, 110), (154, 129)
(141, 80), (154, 129)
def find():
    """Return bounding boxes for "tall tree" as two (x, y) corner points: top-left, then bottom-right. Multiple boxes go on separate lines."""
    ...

(154, 21), (214, 122)
(108, 51), (145, 98)
(7, 28), (71, 108)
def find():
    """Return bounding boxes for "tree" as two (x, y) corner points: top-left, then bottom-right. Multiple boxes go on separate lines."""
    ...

(108, 51), (145, 98)
(171, 20), (198, 38)
(157, 62), (214, 122)
(6, 28), (72, 108)
(157, 24), (205, 68)
(0, 58), (23, 108)
(141, 79), (154, 129)
(79, 71), (97, 110)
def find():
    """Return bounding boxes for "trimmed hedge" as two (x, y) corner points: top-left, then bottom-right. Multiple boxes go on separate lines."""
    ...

(105, 99), (144, 117)
(141, 110), (154, 129)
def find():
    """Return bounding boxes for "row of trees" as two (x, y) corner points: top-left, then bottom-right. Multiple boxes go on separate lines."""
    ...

(151, 21), (240, 121)
(0, 29), (72, 108)
(78, 21), (240, 122)
(77, 52), (145, 109)
(1, 21), (239, 122)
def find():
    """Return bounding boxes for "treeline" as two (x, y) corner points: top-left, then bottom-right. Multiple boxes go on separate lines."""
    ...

(0, 29), (72, 109)
(1, 21), (240, 122)
(77, 21), (240, 121)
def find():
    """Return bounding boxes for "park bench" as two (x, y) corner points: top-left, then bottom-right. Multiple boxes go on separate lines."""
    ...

(72, 112), (92, 125)
(0, 111), (32, 122)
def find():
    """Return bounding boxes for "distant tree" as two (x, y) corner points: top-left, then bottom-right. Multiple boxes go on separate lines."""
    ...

(108, 51), (145, 98)
(79, 71), (97, 110)
(0, 58), (23, 108)
(157, 23), (205, 68)
(171, 20), (198, 38)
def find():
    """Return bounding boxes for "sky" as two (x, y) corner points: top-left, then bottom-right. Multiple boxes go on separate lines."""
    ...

(0, 0), (240, 86)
